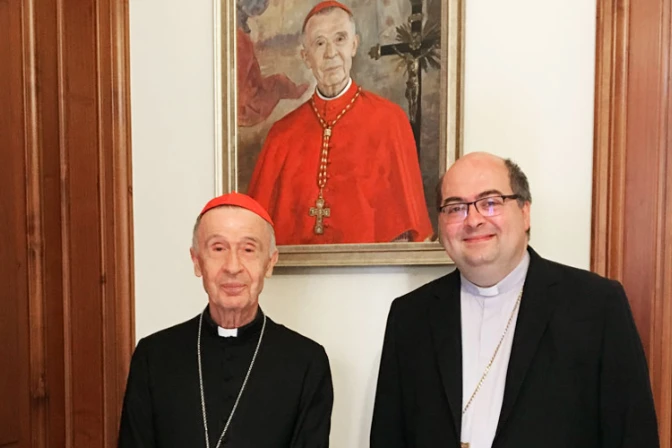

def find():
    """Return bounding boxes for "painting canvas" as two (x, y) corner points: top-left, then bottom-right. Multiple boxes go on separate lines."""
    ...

(216, 0), (463, 266)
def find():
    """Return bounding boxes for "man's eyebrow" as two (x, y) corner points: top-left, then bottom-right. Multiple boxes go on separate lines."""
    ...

(476, 189), (504, 199)
(441, 190), (505, 205)
(442, 196), (465, 204)
(204, 235), (263, 246)
(240, 236), (262, 246)
(204, 234), (225, 245)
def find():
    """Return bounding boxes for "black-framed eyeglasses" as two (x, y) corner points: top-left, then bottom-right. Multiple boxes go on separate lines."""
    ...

(438, 195), (520, 223)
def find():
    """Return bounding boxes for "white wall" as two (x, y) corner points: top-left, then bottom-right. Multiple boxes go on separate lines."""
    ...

(130, 1), (596, 447)
(463, 1), (595, 268)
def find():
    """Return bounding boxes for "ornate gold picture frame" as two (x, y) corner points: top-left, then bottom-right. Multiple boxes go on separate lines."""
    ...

(215, 0), (463, 266)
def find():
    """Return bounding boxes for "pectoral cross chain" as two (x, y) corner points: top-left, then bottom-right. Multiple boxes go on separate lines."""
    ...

(308, 88), (361, 235)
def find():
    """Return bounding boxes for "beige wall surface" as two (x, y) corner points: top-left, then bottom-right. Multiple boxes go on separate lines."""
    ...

(130, 0), (596, 446)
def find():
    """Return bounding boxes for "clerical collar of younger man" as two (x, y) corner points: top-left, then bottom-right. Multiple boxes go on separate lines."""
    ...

(308, 87), (361, 235)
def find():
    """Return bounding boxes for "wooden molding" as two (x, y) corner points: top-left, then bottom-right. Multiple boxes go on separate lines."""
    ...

(22, 0), (51, 444)
(649, 0), (672, 439)
(591, 0), (629, 281)
(592, 0), (672, 444)
(103, 0), (136, 443)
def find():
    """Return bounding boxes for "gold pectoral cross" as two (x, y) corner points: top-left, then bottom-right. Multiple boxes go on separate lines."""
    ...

(309, 196), (330, 235)
(460, 443), (469, 448)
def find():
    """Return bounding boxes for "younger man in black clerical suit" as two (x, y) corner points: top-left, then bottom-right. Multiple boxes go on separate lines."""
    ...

(371, 152), (658, 448)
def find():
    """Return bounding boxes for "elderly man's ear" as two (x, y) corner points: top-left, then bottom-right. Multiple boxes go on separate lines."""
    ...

(300, 47), (310, 70)
(351, 34), (359, 56)
(189, 247), (203, 278)
(264, 249), (279, 279)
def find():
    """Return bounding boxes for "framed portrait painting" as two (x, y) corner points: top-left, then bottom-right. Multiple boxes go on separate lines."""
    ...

(215, 0), (464, 266)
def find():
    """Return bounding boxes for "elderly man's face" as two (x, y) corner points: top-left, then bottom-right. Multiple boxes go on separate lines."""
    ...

(438, 154), (530, 285)
(190, 207), (278, 316)
(301, 8), (358, 97)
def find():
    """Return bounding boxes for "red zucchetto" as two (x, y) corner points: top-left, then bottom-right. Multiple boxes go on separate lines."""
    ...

(199, 192), (274, 227)
(302, 0), (353, 31)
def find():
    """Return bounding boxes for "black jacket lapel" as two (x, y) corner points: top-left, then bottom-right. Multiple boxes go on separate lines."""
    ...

(496, 248), (562, 437)
(429, 270), (463, 436)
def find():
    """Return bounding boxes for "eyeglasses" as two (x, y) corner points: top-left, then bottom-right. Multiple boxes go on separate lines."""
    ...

(438, 195), (521, 224)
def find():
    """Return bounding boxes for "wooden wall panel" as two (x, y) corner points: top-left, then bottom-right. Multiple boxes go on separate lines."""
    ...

(593, 0), (672, 445)
(0, 0), (134, 446)
(33, 0), (68, 446)
(61, 1), (106, 444)
(621, 0), (666, 358)
(0, 1), (30, 446)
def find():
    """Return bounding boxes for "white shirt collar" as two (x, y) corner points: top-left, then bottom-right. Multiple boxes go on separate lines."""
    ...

(316, 78), (353, 100)
(460, 250), (531, 297)
(217, 327), (238, 338)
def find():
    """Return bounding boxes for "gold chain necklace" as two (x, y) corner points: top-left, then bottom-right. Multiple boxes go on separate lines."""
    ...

(307, 87), (361, 235)
(460, 288), (523, 448)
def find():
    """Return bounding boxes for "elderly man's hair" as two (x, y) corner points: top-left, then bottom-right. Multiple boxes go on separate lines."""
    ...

(191, 205), (277, 256)
(301, 6), (357, 46)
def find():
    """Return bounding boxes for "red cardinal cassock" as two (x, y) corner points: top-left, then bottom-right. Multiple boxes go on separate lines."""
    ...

(248, 80), (433, 245)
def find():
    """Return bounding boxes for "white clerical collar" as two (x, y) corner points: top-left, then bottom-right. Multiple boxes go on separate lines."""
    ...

(316, 78), (353, 100)
(460, 250), (531, 297)
(217, 327), (238, 338)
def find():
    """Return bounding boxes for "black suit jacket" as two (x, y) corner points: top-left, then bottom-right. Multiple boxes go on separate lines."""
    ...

(370, 248), (658, 448)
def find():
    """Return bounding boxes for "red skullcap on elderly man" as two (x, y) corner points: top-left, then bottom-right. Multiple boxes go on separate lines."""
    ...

(302, 0), (353, 31)
(199, 192), (274, 227)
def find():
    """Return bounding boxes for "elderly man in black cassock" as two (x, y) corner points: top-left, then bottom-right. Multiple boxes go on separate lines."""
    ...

(119, 193), (333, 448)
